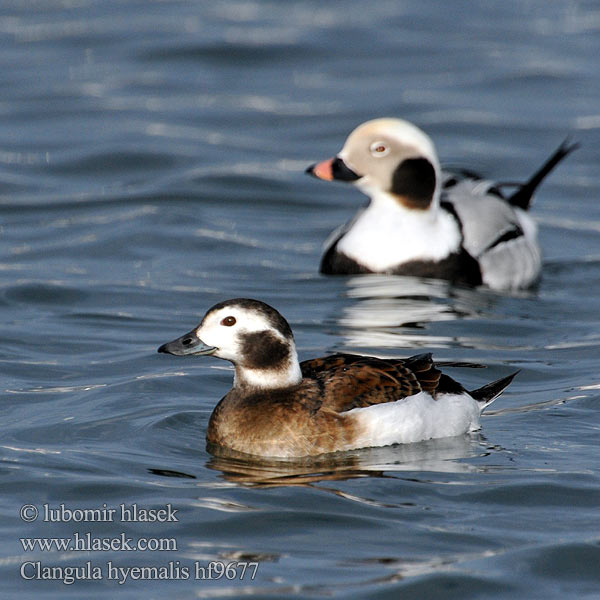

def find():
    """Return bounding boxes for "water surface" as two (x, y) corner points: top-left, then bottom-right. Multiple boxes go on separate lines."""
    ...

(1, 1), (599, 598)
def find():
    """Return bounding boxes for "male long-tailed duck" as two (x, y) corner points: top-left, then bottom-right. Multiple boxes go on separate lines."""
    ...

(306, 118), (577, 290)
(158, 298), (517, 458)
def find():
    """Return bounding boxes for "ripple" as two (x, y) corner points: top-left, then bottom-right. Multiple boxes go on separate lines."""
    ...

(528, 540), (600, 581)
(191, 497), (258, 513)
(3, 282), (88, 305)
(141, 41), (311, 65)
(46, 149), (178, 176)
(1, 1), (598, 598)
(5, 383), (106, 394)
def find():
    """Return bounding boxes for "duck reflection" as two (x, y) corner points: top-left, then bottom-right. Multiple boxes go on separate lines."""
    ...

(205, 433), (491, 488)
(336, 274), (495, 349)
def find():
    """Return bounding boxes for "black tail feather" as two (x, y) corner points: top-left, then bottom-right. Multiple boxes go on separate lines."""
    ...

(506, 139), (579, 210)
(436, 360), (487, 369)
(403, 352), (434, 367)
(470, 370), (520, 408)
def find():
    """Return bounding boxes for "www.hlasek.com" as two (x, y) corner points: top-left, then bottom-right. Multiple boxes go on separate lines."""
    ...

(19, 503), (259, 585)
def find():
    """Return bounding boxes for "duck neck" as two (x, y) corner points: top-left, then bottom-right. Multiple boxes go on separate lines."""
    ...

(364, 185), (440, 214)
(233, 347), (303, 391)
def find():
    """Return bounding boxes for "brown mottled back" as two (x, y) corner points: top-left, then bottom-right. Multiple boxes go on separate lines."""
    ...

(300, 353), (450, 413)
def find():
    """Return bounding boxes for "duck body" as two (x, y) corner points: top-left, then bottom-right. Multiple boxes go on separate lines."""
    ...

(321, 187), (482, 285)
(208, 354), (484, 458)
(158, 299), (517, 458)
(308, 118), (577, 290)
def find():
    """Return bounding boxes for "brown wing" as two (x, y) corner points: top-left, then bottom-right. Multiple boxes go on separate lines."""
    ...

(301, 353), (447, 414)
(300, 353), (366, 378)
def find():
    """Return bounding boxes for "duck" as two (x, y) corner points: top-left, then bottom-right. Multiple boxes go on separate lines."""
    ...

(158, 298), (517, 458)
(306, 118), (577, 290)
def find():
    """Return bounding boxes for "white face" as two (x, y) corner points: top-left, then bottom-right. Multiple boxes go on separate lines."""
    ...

(196, 306), (284, 363)
(160, 299), (303, 389)
(338, 118), (440, 197)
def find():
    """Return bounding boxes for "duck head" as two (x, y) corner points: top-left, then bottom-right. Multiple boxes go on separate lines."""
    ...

(158, 298), (303, 390)
(307, 118), (442, 210)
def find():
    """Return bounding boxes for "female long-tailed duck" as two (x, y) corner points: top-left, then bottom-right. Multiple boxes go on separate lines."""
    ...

(306, 118), (577, 290)
(158, 298), (517, 458)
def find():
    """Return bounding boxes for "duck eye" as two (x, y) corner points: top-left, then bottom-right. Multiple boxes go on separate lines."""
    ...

(370, 141), (390, 157)
(220, 316), (236, 327)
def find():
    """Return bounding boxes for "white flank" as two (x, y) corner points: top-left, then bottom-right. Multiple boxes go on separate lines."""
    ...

(336, 189), (462, 271)
(479, 209), (541, 290)
(346, 392), (481, 448)
(446, 180), (542, 290)
(480, 234), (541, 290)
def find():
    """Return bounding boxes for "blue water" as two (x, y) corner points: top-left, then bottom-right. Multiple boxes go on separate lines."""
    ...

(1, 1), (599, 598)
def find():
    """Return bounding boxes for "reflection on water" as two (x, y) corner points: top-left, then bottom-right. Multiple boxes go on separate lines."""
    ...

(204, 434), (491, 488)
(336, 275), (497, 349)
(2, 0), (598, 596)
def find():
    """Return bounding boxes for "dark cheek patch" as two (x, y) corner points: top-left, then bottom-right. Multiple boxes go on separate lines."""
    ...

(391, 158), (436, 209)
(240, 331), (291, 370)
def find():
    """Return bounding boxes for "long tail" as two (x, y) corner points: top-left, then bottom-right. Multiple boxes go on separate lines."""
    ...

(470, 371), (520, 410)
(505, 139), (579, 210)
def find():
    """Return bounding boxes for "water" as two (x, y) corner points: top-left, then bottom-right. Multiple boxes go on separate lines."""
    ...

(1, 1), (599, 598)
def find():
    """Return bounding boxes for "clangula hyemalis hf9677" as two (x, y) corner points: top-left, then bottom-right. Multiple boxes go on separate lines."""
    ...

(158, 298), (517, 458)
(306, 118), (577, 290)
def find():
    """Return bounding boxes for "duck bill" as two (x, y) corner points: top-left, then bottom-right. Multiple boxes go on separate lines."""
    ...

(157, 329), (216, 356)
(305, 157), (361, 182)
